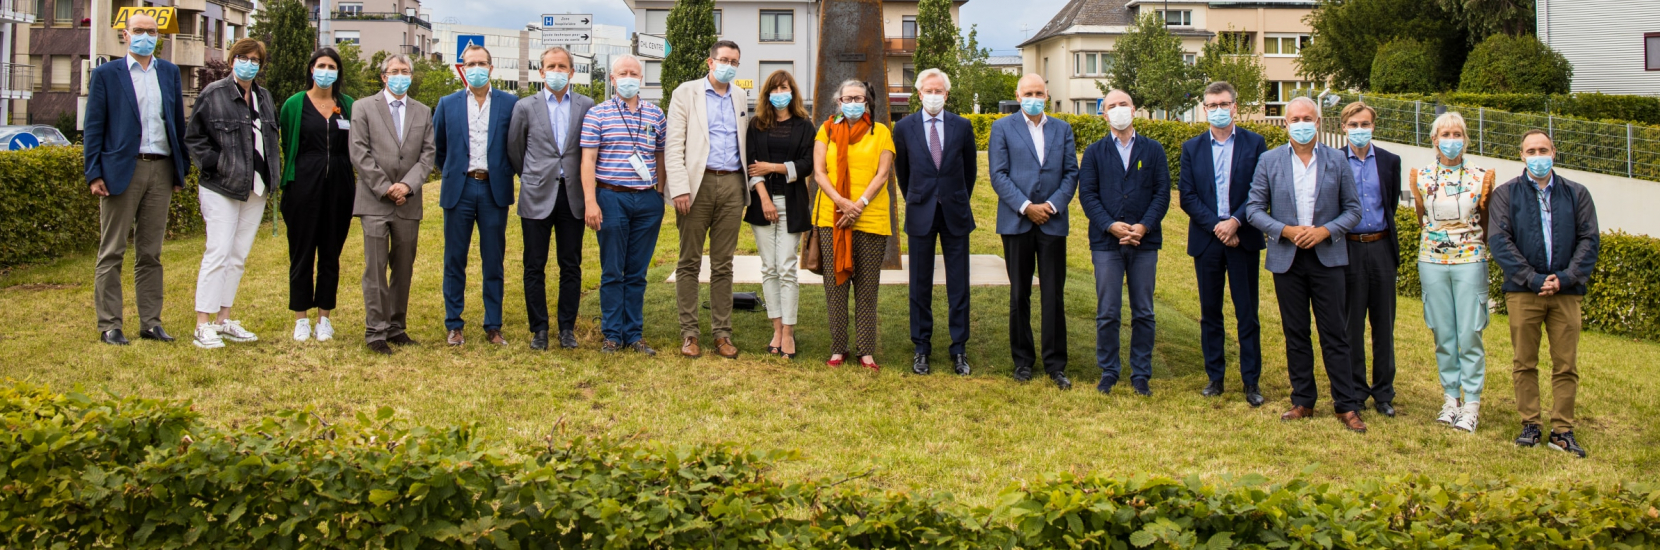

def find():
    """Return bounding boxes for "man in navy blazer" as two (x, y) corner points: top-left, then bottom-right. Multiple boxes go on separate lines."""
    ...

(84, 13), (189, 346)
(1177, 82), (1268, 406)
(988, 74), (1078, 390)
(894, 69), (978, 376)
(1078, 90), (1169, 397)
(1336, 101), (1404, 418)
(433, 44), (519, 347)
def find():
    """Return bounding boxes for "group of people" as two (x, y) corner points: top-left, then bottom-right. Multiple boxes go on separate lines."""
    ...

(82, 20), (1598, 456)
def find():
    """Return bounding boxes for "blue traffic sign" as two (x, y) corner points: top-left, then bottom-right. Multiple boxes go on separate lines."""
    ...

(455, 34), (485, 64)
(7, 133), (38, 151)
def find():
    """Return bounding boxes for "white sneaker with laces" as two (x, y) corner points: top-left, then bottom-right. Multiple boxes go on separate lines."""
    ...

(293, 318), (312, 342)
(1454, 401), (1480, 432)
(1436, 396), (1461, 426)
(315, 317), (335, 342)
(193, 323), (225, 349)
(217, 319), (259, 343)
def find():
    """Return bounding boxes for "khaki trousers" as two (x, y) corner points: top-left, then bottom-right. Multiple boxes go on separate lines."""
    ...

(674, 172), (746, 339)
(95, 159), (175, 332)
(361, 215), (421, 343)
(1506, 292), (1582, 433)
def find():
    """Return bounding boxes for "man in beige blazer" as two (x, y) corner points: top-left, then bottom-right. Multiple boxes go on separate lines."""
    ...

(349, 54), (436, 355)
(665, 39), (751, 359)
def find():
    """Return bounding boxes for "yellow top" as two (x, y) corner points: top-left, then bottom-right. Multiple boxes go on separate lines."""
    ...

(812, 121), (895, 236)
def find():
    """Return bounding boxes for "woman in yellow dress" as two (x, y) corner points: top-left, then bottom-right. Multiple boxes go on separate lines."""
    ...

(812, 79), (894, 371)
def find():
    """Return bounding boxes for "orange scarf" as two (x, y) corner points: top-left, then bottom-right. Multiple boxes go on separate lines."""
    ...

(827, 114), (872, 286)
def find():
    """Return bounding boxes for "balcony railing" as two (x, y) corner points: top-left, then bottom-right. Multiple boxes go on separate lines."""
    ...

(399, 45), (424, 56)
(309, 10), (431, 30)
(1, 0), (37, 23)
(884, 36), (916, 54)
(208, 0), (253, 12)
(1, 63), (35, 98)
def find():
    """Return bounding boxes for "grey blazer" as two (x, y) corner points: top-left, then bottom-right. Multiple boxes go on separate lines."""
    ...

(1244, 143), (1362, 273)
(986, 113), (1079, 237)
(508, 89), (595, 220)
(349, 91), (435, 220)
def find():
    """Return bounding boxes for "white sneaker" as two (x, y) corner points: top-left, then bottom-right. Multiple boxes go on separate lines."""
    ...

(293, 318), (312, 342)
(193, 323), (225, 349)
(1436, 396), (1461, 426)
(315, 317), (335, 342)
(1454, 401), (1480, 432)
(217, 319), (259, 343)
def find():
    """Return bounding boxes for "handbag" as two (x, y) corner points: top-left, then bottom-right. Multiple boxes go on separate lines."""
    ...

(800, 187), (823, 275)
(732, 292), (764, 311)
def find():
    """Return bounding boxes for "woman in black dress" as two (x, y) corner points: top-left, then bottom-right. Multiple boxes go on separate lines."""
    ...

(744, 70), (816, 359)
(278, 47), (356, 342)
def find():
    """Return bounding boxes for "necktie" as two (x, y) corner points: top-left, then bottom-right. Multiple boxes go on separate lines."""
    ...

(928, 118), (942, 169)
(391, 100), (404, 143)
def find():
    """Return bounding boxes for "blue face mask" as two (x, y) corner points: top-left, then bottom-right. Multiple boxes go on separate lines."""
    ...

(614, 77), (641, 99)
(1207, 107), (1232, 128)
(128, 33), (158, 57)
(711, 63), (738, 84)
(232, 58), (260, 81)
(544, 71), (569, 92)
(840, 102), (865, 120)
(386, 74), (411, 96)
(312, 68), (338, 89)
(769, 92), (792, 109)
(1288, 121), (1317, 145)
(1021, 97), (1046, 116)
(1525, 155), (1553, 178)
(1438, 138), (1465, 161)
(1347, 127), (1373, 148)
(464, 67), (490, 89)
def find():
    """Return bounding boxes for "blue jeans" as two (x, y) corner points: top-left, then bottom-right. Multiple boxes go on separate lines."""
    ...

(442, 178), (508, 331)
(595, 187), (664, 345)
(1093, 247), (1158, 381)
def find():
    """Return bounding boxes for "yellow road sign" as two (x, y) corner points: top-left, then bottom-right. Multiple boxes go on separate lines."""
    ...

(112, 7), (179, 34)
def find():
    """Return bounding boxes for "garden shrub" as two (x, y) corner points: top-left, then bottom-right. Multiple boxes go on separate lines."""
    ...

(1459, 34), (1573, 95)
(1370, 38), (1440, 94)
(0, 146), (207, 268)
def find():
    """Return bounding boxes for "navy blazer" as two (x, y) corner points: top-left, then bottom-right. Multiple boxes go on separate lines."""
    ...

(83, 57), (189, 195)
(894, 111), (977, 237)
(433, 88), (519, 209)
(987, 113), (1079, 237)
(1078, 133), (1171, 251)
(1344, 144), (1403, 266)
(1177, 126), (1267, 256)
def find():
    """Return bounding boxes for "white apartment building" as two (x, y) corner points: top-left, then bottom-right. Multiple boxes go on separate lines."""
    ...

(625, 0), (820, 109)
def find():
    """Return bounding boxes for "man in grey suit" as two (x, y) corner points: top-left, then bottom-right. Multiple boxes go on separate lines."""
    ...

(988, 74), (1078, 390)
(509, 46), (596, 351)
(1245, 96), (1366, 432)
(349, 54), (436, 355)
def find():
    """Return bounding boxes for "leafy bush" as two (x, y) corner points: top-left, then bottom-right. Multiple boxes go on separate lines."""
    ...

(1346, 92), (1660, 127)
(4, 381), (1659, 548)
(0, 146), (208, 268)
(1459, 34), (1573, 94)
(1370, 38), (1440, 94)
(961, 112), (1289, 186)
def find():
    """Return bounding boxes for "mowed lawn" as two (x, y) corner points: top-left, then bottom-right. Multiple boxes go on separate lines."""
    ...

(2, 152), (1656, 503)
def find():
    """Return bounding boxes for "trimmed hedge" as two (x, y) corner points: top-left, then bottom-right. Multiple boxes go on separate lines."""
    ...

(962, 113), (1291, 185)
(1351, 91), (1660, 129)
(4, 381), (1658, 548)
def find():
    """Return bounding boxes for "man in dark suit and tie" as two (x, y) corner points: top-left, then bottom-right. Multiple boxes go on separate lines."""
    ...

(988, 74), (1078, 389)
(434, 44), (519, 347)
(1337, 101), (1404, 418)
(1178, 81), (1268, 406)
(894, 68), (978, 376)
(1245, 96), (1367, 433)
(1079, 89), (1170, 397)
(84, 13), (190, 345)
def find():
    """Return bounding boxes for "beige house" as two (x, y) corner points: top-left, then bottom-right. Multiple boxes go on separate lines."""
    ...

(310, 0), (433, 61)
(880, 0), (964, 119)
(1018, 0), (1317, 119)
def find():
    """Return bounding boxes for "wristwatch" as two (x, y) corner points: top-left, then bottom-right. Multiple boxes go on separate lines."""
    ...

(858, 197), (870, 207)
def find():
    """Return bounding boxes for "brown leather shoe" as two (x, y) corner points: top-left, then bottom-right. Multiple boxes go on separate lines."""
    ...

(1336, 411), (1368, 433)
(446, 329), (465, 346)
(485, 329), (507, 346)
(680, 336), (702, 358)
(714, 337), (738, 359)
(1280, 406), (1316, 421)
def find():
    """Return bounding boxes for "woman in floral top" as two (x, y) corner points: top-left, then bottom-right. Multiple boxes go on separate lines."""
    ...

(1412, 111), (1495, 433)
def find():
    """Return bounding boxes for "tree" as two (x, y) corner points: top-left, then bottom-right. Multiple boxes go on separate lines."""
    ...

(909, 0), (960, 113)
(407, 55), (461, 109)
(660, 0), (717, 107)
(951, 25), (1001, 113)
(248, 0), (315, 102)
(1298, 0), (1467, 91)
(1370, 38), (1439, 93)
(195, 57), (232, 91)
(1436, 0), (1535, 43)
(334, 43), (371, 100)
(1458, 33), (1571, 94)
(355, 48), (389, 99)
(573, 67), (608, 104)
(1104, 12), (1203, 119)
(1196, 28), (1267, 116)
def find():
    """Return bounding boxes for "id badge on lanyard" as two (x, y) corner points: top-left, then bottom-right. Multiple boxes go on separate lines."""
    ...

(622, 107), (655, 184)
(627, 152), (652, 183)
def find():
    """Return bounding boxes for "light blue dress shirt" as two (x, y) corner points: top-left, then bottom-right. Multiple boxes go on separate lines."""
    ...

(1114, 131), (1135, 172)
(129, 55), (169, 156)
(1347, 145), (1387, 233)
(704, 80), (740, 171)
(544, 88), (572, 179)
(1210, 128), (1234, 218)
(1537, 176), (1555, 265)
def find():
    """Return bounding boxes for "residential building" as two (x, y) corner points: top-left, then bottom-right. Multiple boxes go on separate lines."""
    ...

(309, 0), (433, 60)
(430, 21), (533, 91)
(1017, 0), (1317, 119)
(1538, 0), (1660, 96)
(987, 54), (1021, 75)
(2, 0), (38, 124)
(880, 0), (965, 119)
(626, 0), (820, 110)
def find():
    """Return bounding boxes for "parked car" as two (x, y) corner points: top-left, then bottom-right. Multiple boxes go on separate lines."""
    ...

(0, 125), (72, 149)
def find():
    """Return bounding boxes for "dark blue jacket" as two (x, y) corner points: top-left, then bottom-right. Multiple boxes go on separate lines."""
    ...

(83, 57), (189, 194)
(1177, 126), (1266, 255)
(893, 110), (977, 237)
(433, 88), (519, 209)
(1079, 133), (1170, 251)
(1488, 173), (1599, 295)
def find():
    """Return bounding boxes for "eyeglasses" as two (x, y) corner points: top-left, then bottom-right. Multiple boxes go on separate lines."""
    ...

(234, 54), (261, 64)
(711, 57), (740, 67)
(128, 28), (158, 37)
(839, 96), (866, 103)
(383, 68), (413, 76)
(1202, 101), (1234, 110)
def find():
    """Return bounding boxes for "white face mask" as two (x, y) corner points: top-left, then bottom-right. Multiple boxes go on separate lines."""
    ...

(921, 93), (946, 115)
(1107, 106), (1134, 131)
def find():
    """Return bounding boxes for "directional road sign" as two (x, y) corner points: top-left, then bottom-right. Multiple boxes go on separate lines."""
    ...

(542, 30), (591, 45)
(8, 133), (39, 151)
(542, 13), (592, 45)
(635, 33), (669, 59)
(454, 34), (485, 64)
(543, 14), (592, 28)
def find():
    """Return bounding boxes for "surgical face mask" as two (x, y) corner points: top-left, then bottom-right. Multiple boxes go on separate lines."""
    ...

(921, 93), (946, 115)
(1106, 106), (1133, 131)
(464, 67), (490, 89)
(840, 102), (865, 120)
(769, 91), (792, 109)
(711, 63), (738, 84)
(385, 74), (411, 96)
(312, 68), (338, 89)
(1525, 155), (1553, 178)
(1438, 138), (1465, 161)
(1020, 97), (1045, 116)
(232, 58), (260, 81)
(614, 77), (641, 99)
(128, 33), (158, 57)
(543, 70), (569, 92)
(1288, 121), (1317, 145)
(1347, 127), (1373, 148)
(1207, 107), (1232, 128)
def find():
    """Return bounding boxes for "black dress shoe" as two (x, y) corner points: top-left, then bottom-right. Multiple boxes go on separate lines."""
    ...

(1244, 385), (1265, 408)
(1050, 372), (1073, 391)
(1012, 365), (1034, 383)
(387, 333), (419, 346)
(530, 330), (549, 350)
(559, 329), (579, 349)
(138, 326), (175, 342)
(1096, 374), (1118, 395)
(1201, 379), (1224, 397)
(368, 340), (394, 355)
(1375, 401), (1396, 417)
(100, 329), (129, 345)
(1131, 379), (1152, 396)
(911, 353), (931, 375)
(951, 354), (971, 376)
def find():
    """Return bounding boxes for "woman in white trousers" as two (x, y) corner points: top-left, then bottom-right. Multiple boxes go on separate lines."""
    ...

(743, 70), (817, 359)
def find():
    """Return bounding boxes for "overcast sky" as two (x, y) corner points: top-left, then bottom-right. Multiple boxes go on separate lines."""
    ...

(416, 0), (1070, 56)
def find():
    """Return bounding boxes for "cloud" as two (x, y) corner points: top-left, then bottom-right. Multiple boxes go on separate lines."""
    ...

(420, 0), (635, 34)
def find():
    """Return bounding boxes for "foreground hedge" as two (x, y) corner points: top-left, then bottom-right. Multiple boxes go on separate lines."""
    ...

(963, 113), (1291, 186)
(4, 382), (1657, 548)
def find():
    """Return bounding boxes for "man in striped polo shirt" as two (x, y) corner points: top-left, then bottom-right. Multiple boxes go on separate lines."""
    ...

(579, 54), (668, 355)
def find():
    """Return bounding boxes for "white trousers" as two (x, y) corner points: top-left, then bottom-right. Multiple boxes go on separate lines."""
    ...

(196, 188), (267, 314)
(750, 194), (802, 326)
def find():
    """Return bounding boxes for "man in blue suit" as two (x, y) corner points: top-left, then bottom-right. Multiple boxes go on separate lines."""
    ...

(1177, 81), (1268, 406)
(1079, 89), (1169, 397)
(988, 74), (1078, 390)
(84, 13), (189, 346)
(1245, 96), (1367, 433)
(434, 44), (519, 347)
(894, 68), (978, 376)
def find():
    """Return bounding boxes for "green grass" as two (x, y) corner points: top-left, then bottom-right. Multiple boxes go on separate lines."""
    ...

(3, 153), (1656, 504)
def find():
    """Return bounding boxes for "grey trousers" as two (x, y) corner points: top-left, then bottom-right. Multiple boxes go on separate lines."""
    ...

(361, 215), (421, 343)
(95, 159), (175, 332)
(674, 172), (747, 338)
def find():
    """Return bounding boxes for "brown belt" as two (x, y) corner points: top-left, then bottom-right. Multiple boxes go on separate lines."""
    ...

(705, 168), (739, 176)
(597, 182), (652, 193)
(1347, 232), (1388, 243)
(136, 154), (169, 161)
(466, 170), (489, 180)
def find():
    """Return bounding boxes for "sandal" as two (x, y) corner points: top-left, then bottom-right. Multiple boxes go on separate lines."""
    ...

(858, 355), (880, 372)
(826, 354), (845, 367)
(767, 346), (782, 356)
